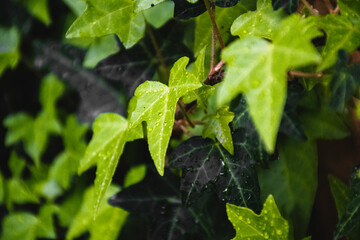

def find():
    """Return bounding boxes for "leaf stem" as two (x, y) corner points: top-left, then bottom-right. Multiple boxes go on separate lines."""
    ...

(289, 70), (323, 78)
(300, 0), (319, 15)
(177, 101), (195, 128)
(204, 0), (225, 49)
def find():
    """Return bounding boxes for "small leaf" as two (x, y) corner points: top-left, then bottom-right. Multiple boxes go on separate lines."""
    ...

(21, 0), (51, 25)
(231, 0), (286, 40)
(129, 57), (202, 175)
(329, 50), (360, 110)
(123, 164), (147, 188)
(329, 175), (352, 218)
(8, 151), (26, 177)
(79, 113), (128, 218)
(6, 178), (39, 209)
(0, 213), (39, 240)
(203, 106), (235, 154)
(0, 26), (20, 76)
(36, 204), (59, 239)
(66, 0), (145, 49)
(226, 195), (289, 240)
(272, 0), (299, 14)
(216, 14), (321, 152)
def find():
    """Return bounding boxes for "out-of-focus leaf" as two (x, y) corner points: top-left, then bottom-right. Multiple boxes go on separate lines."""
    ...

(169, 134), (260, 211)
(129, 57), (202, 175)
(143, 1), (174, 29)
(6, 178), (39, 209)
(329, 175), (352, 218)
(3, 113), (33, 146)
(8, 151), (26, 177)
(329, 50), (360, 110)
(57, 184), (84, 227)
(0, 172), (4, 204)
(258, 136), (317, 238)
(272, 0), (299, 14)
(215, 0), (240, 8)
(62, 0), (86, 16)
(216, 15), (321, 152)
(83, 35), (120, 69)
(173, 0), (206, 19)
(21, 0), (51, 25)
(123, 164), (147, 188)
(66, 0), (145, 49)
(226, 195), (289, 239)
(202, 106), (234, 154)
(36, 204), (59, 239)
(231, 0), (285, 40)
(338, 0), (360, 23)
(0, 26), (20, 76)
(66, 185), (128, 240)
(0, 213), (38, 240)
(79, 113), (128, 217)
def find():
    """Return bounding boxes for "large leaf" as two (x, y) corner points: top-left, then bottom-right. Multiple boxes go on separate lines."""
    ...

(79, 113), (128, 217)
(169, 133), (260, 211)
(0, 26), (20, 77)
(226, 195), (289, 239)
(231, 0), (286, 40)
(129, 57), (202, 175)
(329, 50), (360, 110)
(66, 185), (128, 240)
(66, 0), (145, 49)
(258, 136), (317, 239)
(216, 14), (321, 152)
(272, 0), (298, 14)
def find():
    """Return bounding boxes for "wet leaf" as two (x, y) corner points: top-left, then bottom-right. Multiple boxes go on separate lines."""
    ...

(129, 57), (202, 175)
(226, 195), (289, 240)
(216, 14), (321, 152)
(0, 26), (20, 76)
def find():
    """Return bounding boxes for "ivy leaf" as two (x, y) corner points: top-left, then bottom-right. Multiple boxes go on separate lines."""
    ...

(0, 26), (20, 77)
(231, 0), (286, 40)
(258, 136), (317, 238)
(216, 14), (321, 152)
(338, 0), (360, 23)
(0, 213), (39, 240)
(272, 0), (299, 14)
(173, 0), (206, 19)
(143, 1), (175, 29)
(123, 164), (147, 188)
(36, 204), (58, 239)
(62, 0), (87, 16)
(66, 185), (128, 240)
(83, 35), (120, 68)
(6, 178), (39, 208)
(21, 0), (51, 25)
(129, 57), (202, 175)
(169, 134), (260, 211)
(311, 13), (360, 71)
(226, 195), (289, 240)
(329, 50), (360, 110)
(8, 151), (26, 178)
(66, 0), (145, 49)
(79, 113), (128, 217)
(329, 175), (352, 218)
(203, 106), (235, 154)
(135, 0), (166, 12)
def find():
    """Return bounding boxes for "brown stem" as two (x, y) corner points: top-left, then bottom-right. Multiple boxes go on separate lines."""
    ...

(177, 101), (195, 128)
(301, 0), (319, 15)
(289, 70), (323, 78)
(204, 0), (225, 49)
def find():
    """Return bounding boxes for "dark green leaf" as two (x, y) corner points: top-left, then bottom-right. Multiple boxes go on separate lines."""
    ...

(329, 50), (360, 110)
(21, 0), (51, 25)
(215, 0), (239, 8)
(272, 0), (299, 14)
(169, 135), (260, 211)
(329, 175), (352, 218)
(0, 26), (20, 76)
(173, 0), (206, 19)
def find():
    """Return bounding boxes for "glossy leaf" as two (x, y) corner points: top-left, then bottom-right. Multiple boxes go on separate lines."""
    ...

(216, 14), (321, 152)
(169, 135), (260, 211)
(79, 113), (128, 217)
(272, 0), (298, 14)
(203, 106), (234, 154)
(129, 57), (202, 175)
(258, 136), (317, 238)
(83, 35), (120, 68)
(21, 0), (51, 25)
(329, 50), (360, 110)
(311, 13), (360, 71)
(226, 195), (289, 239)
(66, 0), (145, 49)
(329, 175), (352, 218)
(66, 185), (128, 240)
(231, 0), (285, 40)
(0, 26), (20, 76)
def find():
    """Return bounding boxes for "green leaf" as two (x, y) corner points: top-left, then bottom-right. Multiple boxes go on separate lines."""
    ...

(0, 26), (20, 76)
(66, 185), (128, 240)
(6, 178), (39, 208)
(123, 164), (147, 188)
(0, 213), (38, 240)
(135, 0), (166, 12)
(203, 106), (235, 154)
(83, 35), (120, 68)
(338, 0), (360, 23)
(329, 175), (352, 218)
(258, 136), (317, 238)
(36, 204), (59, 239)
(65, 0), (145, 49)
(79, 113), (128, 217)
(335, 193), (360, 239)
(0, 172), (3, 205)
(21, 0), (51, 25)
(311, 13), (360, 71)
(216, 14), (321, 152)
(129, 57), (202, 175)
(63, 0), (87, 16)
(231, 0), (286, 40)
(226, 195), (289, 240)
(194, 2), (255, 56)
(143, 1), (174, 29)
(8, 151), (26, 177)
(3, 113), (34, 146)
(329, 50), (360, 110)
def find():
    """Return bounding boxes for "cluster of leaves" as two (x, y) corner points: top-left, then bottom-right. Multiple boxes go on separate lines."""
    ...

(1, 0), (360, 239)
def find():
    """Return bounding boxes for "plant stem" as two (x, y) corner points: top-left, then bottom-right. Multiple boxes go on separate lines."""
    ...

(177, 101), (195, 128)
(204, 0), (225, 49)
(210, 7), (216, 74)
(289, 70), (323, 78)
(301, 0), (319, 15)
